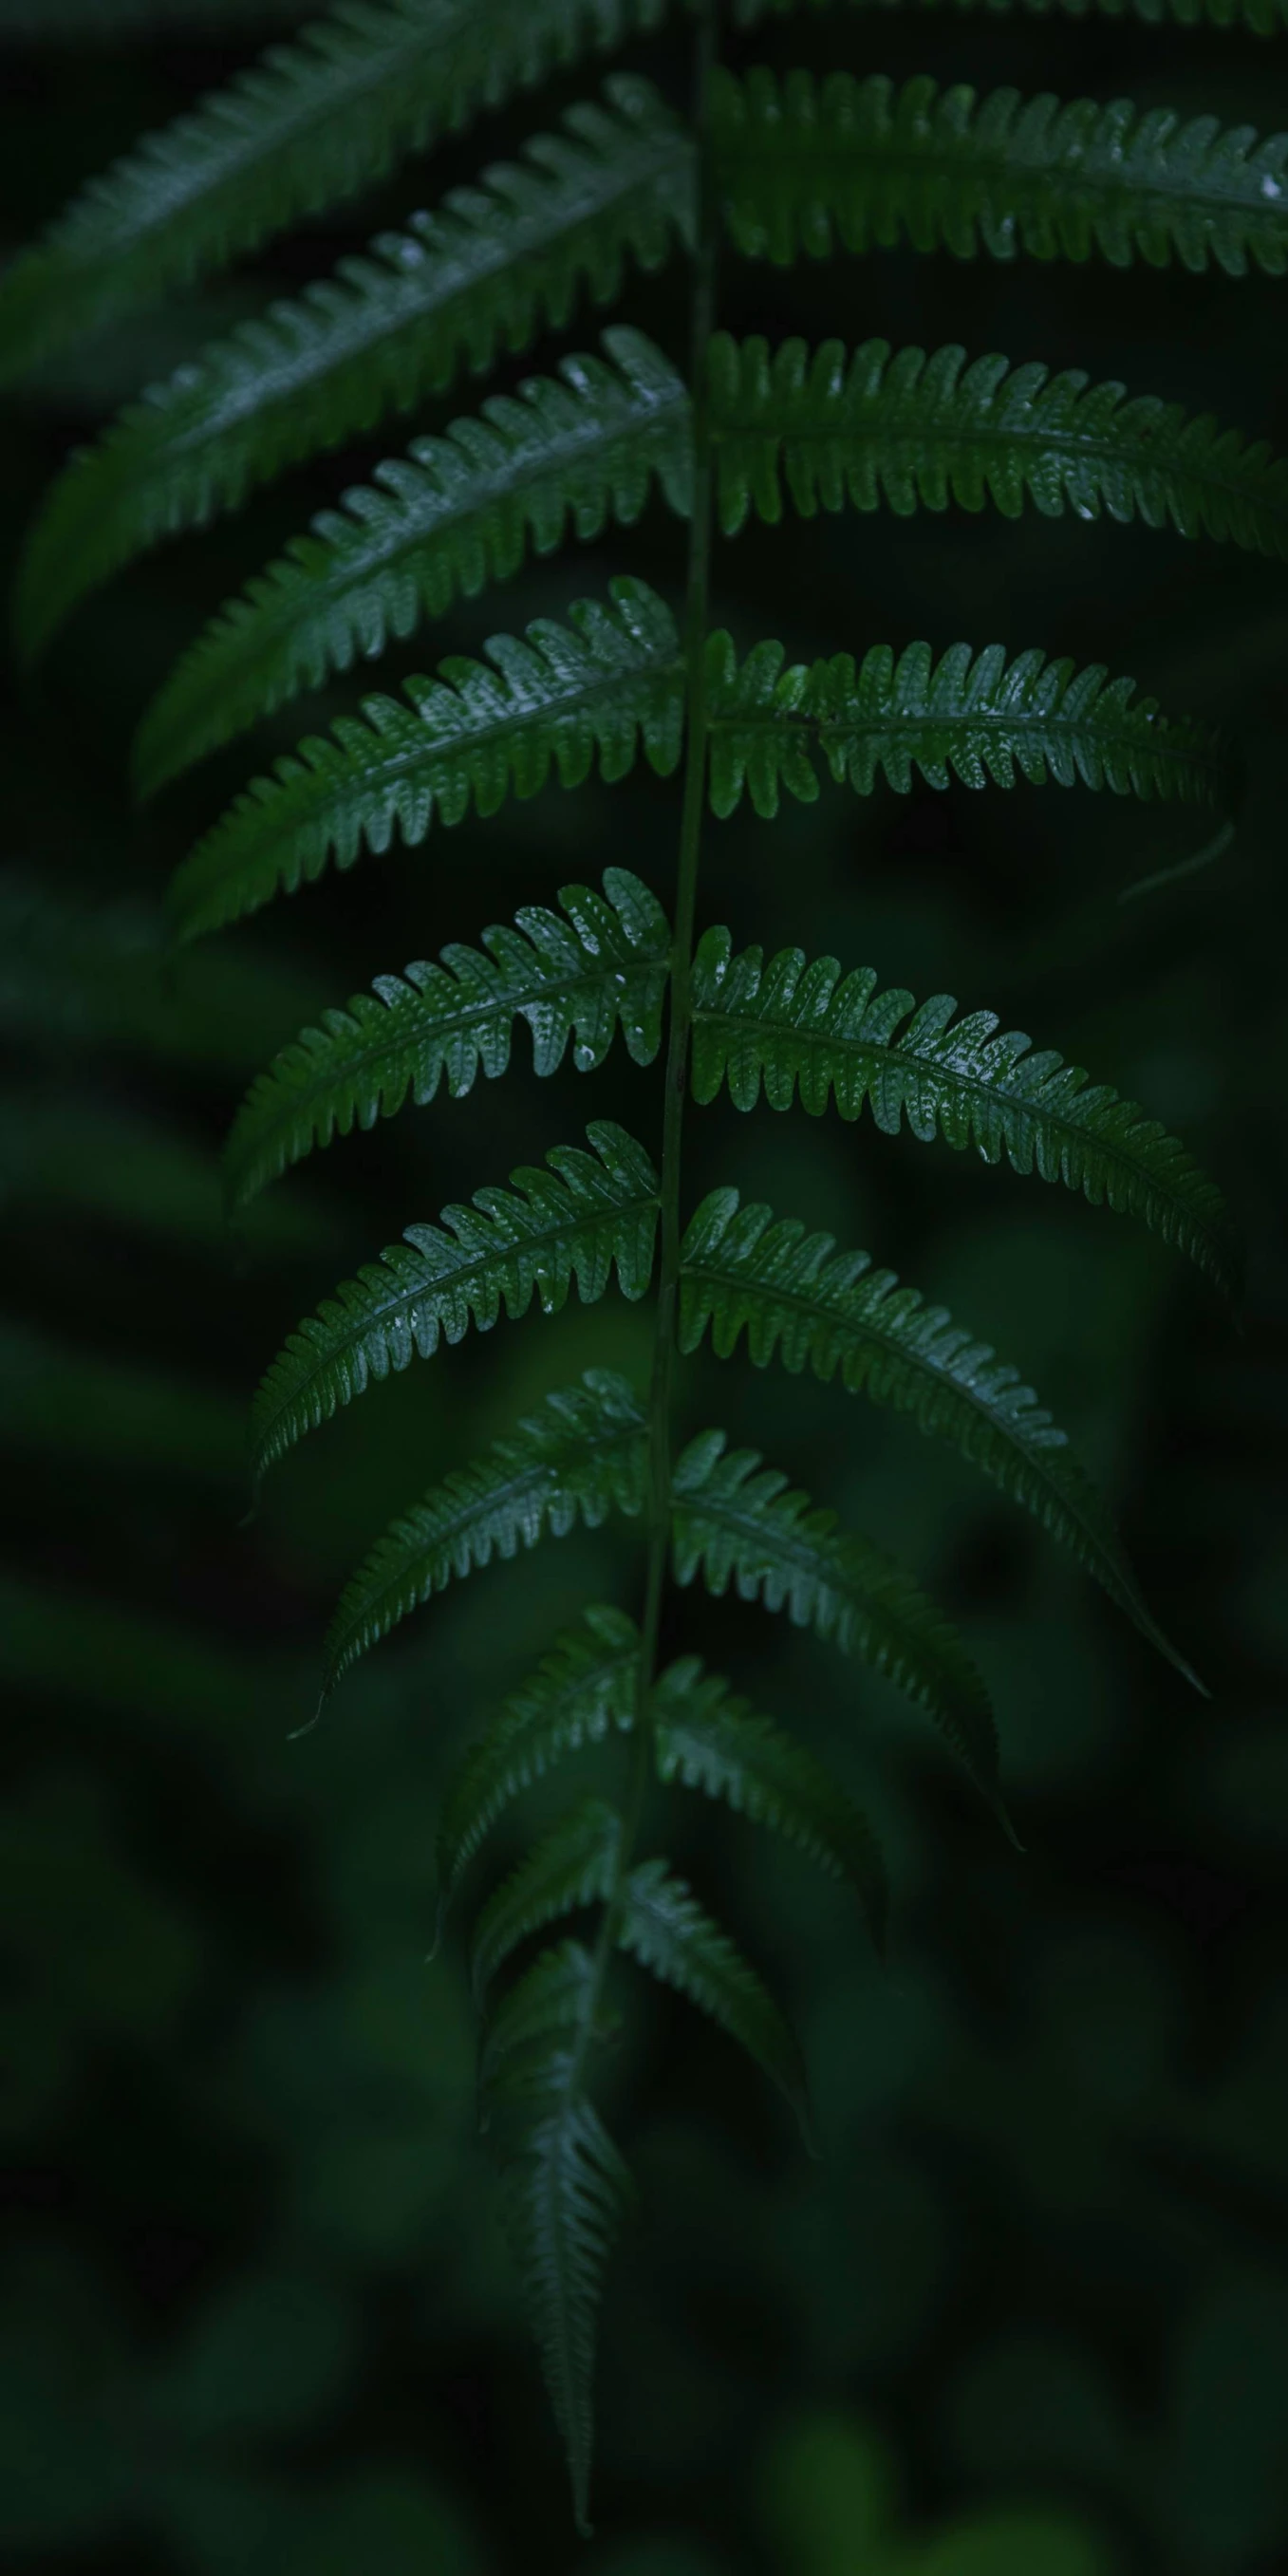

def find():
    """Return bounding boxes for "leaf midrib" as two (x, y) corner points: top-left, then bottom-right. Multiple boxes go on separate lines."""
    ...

(709, 697), (1226, 790)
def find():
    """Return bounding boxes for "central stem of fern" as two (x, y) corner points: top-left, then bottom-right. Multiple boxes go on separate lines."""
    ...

(588, 0), (721, 2013)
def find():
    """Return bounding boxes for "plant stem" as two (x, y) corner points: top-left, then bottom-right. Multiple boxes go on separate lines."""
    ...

(626, 0), (720, 1801)
(572, 0), (721, 2039)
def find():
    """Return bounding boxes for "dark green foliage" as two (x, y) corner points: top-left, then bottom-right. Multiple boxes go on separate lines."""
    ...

(436, 1607), (641, 1935)
(652, 1655), (888, 1946)
(135, 330), (692, 795)
(708, 334), (1288, 557)
(0, 1), (669, 385)
(614, 1857), (814, 2137)
(15, 79), (693, 661)
(679, 1185), (1197, 1679)
(7, 0), (1260, 2538)
(670, 1426), (1006, 1824)
(168, 578), (685, 940)
(705, 633), (1232, 813)
(251, 1122), (660, 1480)
(322, 1370), (648, 1699)
(715, 69), (1288, 276)
(222, 868), (671, 1209)
(690, 932), (1240, 1297)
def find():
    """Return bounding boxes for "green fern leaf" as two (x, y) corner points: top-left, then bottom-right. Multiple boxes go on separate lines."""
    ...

(168, 577), (684, 941)
(470, 1797), (623, 2000)
(689, 929), (1239, 1299)
(653, 1654), (888, 1947)
(680, 1186), (1197, 1681)
(15, 79), (693, 663)
(703, 632), (1232, 817)
(734, 0), (1288, 30)
(709, 334), (1288, 561)
(713, 69), (1288, 278)
(135, 328), (692, 796)
(0, 1), (669, 387)
(616, 1858), (814, 2139)
(252, 1122), (659, 1481)
(223, 868), (671, 1210)
(671, 1428), (1009, 1831)
(322, 1368), (647, 1700)
(478, 1937), (604, 2100)
(436, 1606), (641, 1940)
(500, 2073), (632, 2537)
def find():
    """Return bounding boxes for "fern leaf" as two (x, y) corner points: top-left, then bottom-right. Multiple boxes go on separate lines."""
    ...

(223, 868), (671, 1210)
(671, 1428), (1009, 1831)
(436, 1606), (641, 1939)
(680, 1186), (1197, 1681)
(470, 1797), (623, 2000)
(0, 1), (669, 387)
(135, 329), (692, 796)
(734, 0), (1288, 30)
(653, 1655), (888, 1947)
(703, 632), (1232, 817)
(322, 1369), (647, 1699)
(713, 69), (1288, 278)
(689, 929), (1240, 1299)
(15, 79), (692, 663)
(252, 1122), (659, 1481)
(709, 335), (1288, 562)
(478, 1937), (604, 2100)
(616, 1858), (814, 2139)
(168, 578), (684, 941)
(500, 2076), (632, 2537)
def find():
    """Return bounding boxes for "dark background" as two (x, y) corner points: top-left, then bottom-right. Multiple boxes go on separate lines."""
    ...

(2, 4), (1286, 2570)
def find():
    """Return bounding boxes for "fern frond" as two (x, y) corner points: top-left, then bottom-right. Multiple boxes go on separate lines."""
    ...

(616, 1858), (813, 2139)
(223, 868), (670, 1210)
(704, 633), (1232, 816)
(0, 1), (669, 388)
(470, 1798), (623, 2000)
(709, 335), (1288, 561)
(671, 1428), (1008, 1829)
(135, 329), (692, 796)
(168, 578), (684, 941)
(500, 2074), (632, 2537)
(15, 79), (693, 663)
(734, 0), (1288, 29)
(479, 1937), (604, 2099)
(252, 1122), (659, 1482)
(653, 1655), (887, 1947)
(322, 1369), (647, 1699)
(713, 69), (1288, 278)
(689, 930), (1239, 1299)
(436, 1607), (641, 1939)
(680, 1187), (1197, 1680)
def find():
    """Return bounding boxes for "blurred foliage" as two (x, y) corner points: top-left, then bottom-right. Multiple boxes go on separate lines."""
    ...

(2, 2), (1285, 2570)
